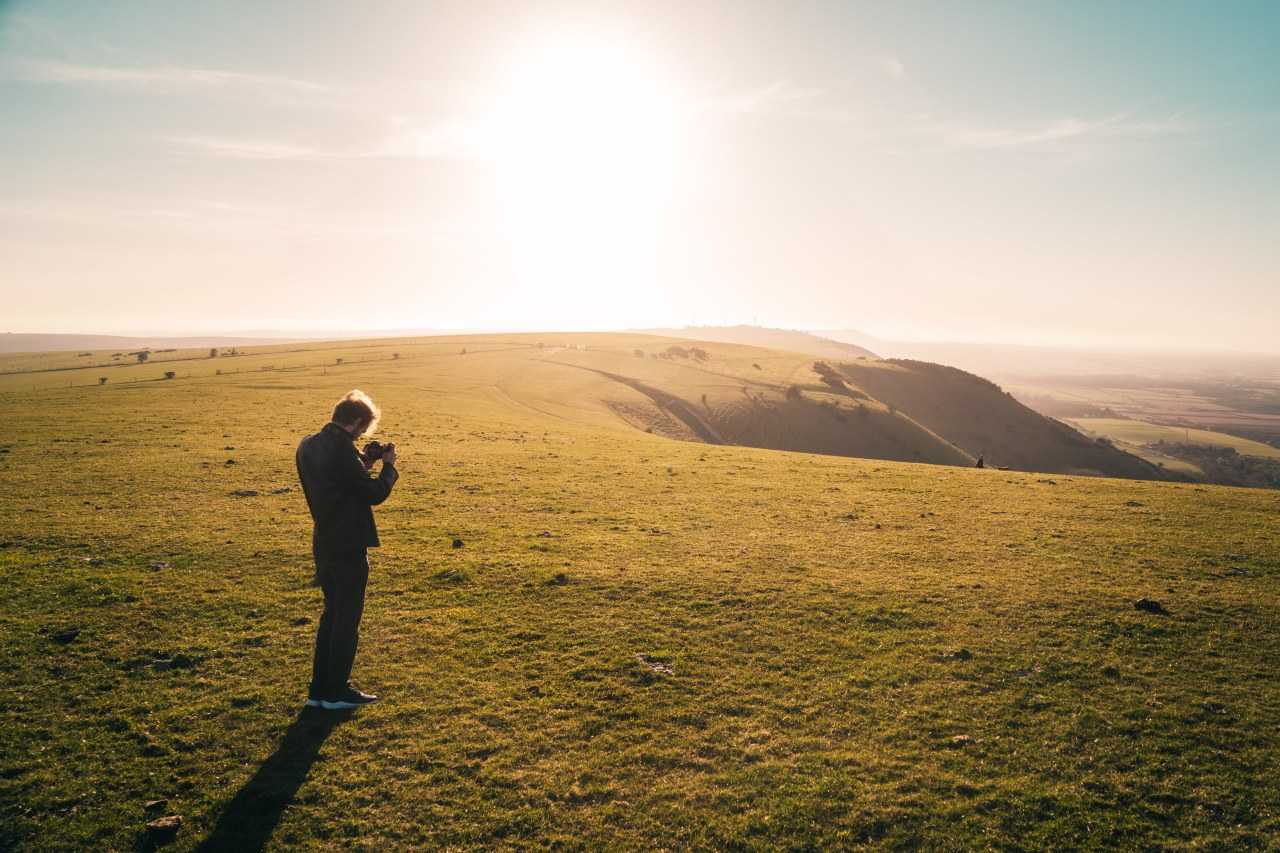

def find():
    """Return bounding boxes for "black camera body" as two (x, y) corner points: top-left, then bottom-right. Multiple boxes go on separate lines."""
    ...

(362, 441), (387, 464)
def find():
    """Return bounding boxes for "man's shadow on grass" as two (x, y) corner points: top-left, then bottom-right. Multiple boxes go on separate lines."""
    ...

(193, 706), (351, 852)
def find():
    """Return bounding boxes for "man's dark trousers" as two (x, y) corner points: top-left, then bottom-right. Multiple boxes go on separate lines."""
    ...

(309, 548), (370, 700)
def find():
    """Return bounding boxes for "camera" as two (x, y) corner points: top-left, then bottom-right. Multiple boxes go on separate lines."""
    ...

(362, 441), (388, 464)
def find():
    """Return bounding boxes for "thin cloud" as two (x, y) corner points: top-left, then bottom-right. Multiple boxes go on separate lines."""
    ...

(167, 119), (487, 163)
(0, 196), (443, 237)
(932, 113), (1197, 150)
(373, 117), (490, 160)
(166, 136), (335, 161)
(877, 55), (906, 81)
(10, 57), (332, 94)
(704, 81), (826, 117)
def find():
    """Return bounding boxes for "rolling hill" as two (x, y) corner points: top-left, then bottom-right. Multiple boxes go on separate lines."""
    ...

(836, 359), (1168, 479)
(0, 332), (1164, 480)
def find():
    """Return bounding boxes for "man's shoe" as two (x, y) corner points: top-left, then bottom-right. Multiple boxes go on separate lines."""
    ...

(320, 685), (379, 710)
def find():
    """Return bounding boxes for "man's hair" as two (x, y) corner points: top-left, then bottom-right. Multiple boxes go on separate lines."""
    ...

(332, 389), (380, 437)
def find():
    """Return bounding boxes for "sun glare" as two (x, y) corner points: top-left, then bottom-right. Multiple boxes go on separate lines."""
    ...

(485, 31), (683, 328)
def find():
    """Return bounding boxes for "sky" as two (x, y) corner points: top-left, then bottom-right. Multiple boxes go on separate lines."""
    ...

(2, 1), (1278, 349)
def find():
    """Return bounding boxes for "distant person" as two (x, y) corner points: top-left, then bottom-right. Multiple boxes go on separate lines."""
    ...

(295, 390), (399, 710)
(975, 455), (984, 469)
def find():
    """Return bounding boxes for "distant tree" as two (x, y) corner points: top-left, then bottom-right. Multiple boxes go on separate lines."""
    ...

(163, 371), (176, 380)
(634, 349), (645, 358)
(460, 348), (467, 355)
(336, 358), (344, 365)
(393, 353), (400, 359)
(98, 377), (108, 385)
(209, 347), (218, 358)
(136, 351), (150, 364)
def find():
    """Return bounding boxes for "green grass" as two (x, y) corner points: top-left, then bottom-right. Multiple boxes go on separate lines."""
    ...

(2, 334), (1279, 850)
(1068, 418), (1280, 459)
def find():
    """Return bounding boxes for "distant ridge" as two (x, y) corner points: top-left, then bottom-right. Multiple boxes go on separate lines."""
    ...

(640, 325), (879, 360)
(0, 333), (297, 354)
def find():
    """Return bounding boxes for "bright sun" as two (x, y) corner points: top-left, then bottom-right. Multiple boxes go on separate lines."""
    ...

(485, 31), (683, 328)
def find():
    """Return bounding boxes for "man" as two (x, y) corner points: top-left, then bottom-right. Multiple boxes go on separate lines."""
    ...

(296, 390), (399, 710)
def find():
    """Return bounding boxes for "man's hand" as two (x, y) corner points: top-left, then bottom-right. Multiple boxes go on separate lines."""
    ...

(381, 443), (397, 467)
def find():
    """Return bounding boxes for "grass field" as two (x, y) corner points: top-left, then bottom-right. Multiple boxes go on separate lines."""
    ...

(2, 334), (1279, 850)
(1066, 418), (1280, 460)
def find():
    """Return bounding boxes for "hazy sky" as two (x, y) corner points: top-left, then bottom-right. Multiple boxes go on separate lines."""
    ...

(2, 1), (1277, 349)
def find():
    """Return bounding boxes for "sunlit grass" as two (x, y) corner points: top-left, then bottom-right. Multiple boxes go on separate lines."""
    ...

(1, 335), (1277, 849)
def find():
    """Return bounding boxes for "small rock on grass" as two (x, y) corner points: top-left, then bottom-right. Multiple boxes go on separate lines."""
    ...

(1134, 597), (1169, 615)
(230, 489), (259, 497)
(949, 734), (975, 747)
(52, 627), (81, 644)
(452, 538), (464, 549)
(944, 648), (973, 661)
(635, 654), (674, 676)
(146, 814), (182, 840)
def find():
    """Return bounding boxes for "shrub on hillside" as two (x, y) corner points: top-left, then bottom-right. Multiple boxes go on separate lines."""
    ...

(163, 371), (176, 380)
(812, 361), (847, 391)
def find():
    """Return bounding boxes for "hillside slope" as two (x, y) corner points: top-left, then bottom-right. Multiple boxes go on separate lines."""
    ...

(536, 342), (973, 466)
(837, 359), (1167, 478)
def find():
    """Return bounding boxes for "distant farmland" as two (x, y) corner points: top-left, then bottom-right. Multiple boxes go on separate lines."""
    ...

(1068, 417), (1280, 460)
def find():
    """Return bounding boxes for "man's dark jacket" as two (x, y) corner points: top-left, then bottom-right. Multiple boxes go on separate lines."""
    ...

(296, 423), (398, 554)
